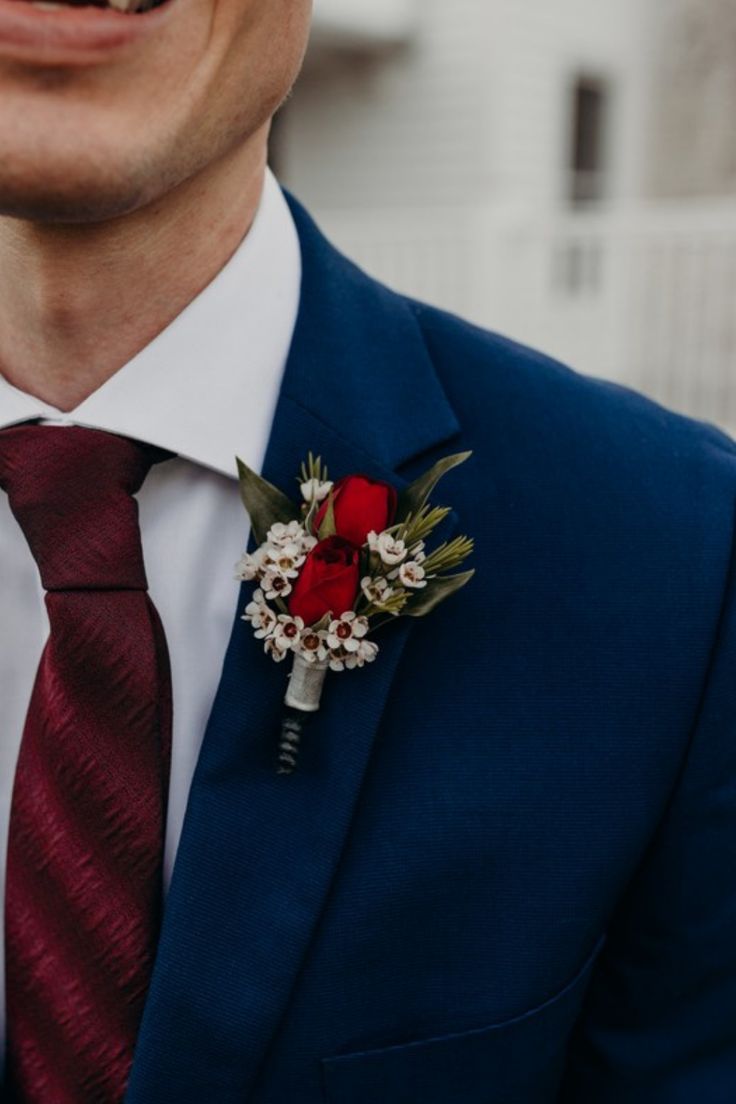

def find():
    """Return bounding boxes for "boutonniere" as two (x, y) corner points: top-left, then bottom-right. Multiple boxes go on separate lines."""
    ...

(235, 451), (475, 774)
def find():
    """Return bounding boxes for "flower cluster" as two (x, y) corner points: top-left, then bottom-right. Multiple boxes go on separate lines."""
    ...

(242, 592), (379, 672)
(235, 451), (474, 680)
(235, 450), (474, 774)
(235, 475), (392, 671)
(366, 530), (428, 589)
(235, 520), (317, 603)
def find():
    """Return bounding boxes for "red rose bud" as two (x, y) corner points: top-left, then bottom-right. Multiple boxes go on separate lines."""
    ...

(289, 536), (361, 626)
(315, 475), (397, 546)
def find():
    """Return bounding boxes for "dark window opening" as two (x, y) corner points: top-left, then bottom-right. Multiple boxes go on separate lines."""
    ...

(569, 77), (608, 205)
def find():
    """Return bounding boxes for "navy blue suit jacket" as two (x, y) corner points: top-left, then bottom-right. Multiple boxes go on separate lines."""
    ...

(124, 195), (736, 1103)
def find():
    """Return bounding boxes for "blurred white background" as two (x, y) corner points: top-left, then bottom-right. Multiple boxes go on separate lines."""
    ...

(273, 0), (736, 435)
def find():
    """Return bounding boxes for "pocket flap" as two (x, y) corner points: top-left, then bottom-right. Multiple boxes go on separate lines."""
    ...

(321, 936), (605, 1104)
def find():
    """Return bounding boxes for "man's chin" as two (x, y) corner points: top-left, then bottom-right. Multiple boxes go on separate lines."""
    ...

(0, 148), (163, 224)
(0, 184), (147, 225)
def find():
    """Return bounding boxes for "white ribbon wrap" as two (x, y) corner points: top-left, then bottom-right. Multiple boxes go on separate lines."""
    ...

(284, 653), (329, 713)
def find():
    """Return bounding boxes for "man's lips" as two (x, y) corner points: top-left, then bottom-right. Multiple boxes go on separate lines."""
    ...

(26, 0), (159, 10)
(0, 0), (179, 61)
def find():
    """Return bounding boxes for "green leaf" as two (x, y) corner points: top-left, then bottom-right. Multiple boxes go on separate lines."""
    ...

(363, 589), (410, 619)
(421, 535), (475, 575)
(400, 505), (452, 547)
(402, 569), (475, 618)
(317, 487), (337, 540)
(236, 457), (299, 546)
(397, 451), (472, 519)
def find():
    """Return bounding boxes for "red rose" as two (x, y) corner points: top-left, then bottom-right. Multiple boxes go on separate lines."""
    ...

(315, 475), (397, 546)
(289, 536), (361, 626)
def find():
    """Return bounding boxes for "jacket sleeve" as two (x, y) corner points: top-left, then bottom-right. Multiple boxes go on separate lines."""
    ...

(559, 505), (736, 1103)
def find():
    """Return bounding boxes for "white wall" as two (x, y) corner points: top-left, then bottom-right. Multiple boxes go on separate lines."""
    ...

(281, 0), (494, 209)
(281, 0), (655, 212)
(311, 0), (418, 47)
(489, 0), (653, 206)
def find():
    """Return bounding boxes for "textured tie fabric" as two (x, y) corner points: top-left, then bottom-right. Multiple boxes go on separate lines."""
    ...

(0, 425), (173, 1104)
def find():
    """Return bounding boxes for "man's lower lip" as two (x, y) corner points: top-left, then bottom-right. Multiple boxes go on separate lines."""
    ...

(0, 0), (177, 61)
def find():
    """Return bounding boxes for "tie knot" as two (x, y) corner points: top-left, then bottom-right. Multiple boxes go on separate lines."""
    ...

(0, 424), (166, 591)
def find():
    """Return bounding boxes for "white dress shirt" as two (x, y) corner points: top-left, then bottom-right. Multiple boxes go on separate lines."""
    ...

(0, 169), (301, 1046)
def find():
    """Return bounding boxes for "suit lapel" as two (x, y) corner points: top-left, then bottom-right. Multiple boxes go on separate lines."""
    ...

(126, 196), (460, 1103)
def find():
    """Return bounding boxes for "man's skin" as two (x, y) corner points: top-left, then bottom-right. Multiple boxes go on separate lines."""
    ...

(0, 0), (312, 410)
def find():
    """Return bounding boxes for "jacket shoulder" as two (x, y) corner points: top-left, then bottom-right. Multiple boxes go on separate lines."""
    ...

(404, 297), (736, 525)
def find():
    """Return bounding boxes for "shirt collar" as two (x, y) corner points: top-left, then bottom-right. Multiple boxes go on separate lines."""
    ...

(0, 169), (302, 481)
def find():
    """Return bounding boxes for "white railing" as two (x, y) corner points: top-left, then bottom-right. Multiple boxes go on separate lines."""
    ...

(313, 201), (736, 436)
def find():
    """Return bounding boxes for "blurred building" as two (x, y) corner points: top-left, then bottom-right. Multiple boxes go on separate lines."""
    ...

(275, 0), (736, 434)
(649, 0), (736, 198)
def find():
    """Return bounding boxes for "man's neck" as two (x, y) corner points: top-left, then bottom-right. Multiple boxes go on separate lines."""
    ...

(0, 132), (269, 413)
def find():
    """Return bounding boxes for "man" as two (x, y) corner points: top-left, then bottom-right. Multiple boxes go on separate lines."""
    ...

(0, 1), (733, 1102)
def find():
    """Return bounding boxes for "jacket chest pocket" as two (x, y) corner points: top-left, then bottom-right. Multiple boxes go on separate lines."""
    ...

(320, 936), (604, 1104)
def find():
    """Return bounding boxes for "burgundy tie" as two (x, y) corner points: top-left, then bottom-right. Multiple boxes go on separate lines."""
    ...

(0, 424), (173, 1104)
